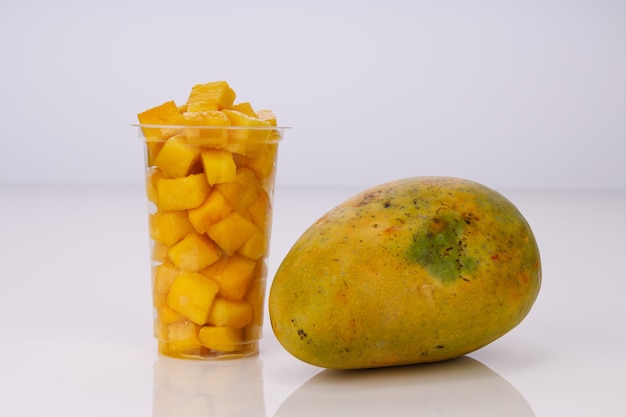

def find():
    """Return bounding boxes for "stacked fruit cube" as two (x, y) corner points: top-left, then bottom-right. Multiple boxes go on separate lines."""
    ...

(137, 81), (281, 358)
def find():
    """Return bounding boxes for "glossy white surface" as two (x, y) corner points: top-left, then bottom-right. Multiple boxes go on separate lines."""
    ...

(1, 185), (625, 416)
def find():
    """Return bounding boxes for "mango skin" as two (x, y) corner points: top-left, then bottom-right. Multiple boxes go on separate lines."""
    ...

(269, 176), (541, 369)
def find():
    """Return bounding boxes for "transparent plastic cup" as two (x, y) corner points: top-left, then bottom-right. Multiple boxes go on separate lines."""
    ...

(136, 124), (285, 360)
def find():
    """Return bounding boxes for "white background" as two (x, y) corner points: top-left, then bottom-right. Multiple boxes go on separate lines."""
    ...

(1, 2), (626, 415)
(1, 0), (625, 191)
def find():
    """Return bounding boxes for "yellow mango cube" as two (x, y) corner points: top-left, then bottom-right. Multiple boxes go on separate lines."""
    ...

(207, 212), (259, 256)
(186, 81), (236, 111)
(166, 272), (220, 325)
(137, 100), (183, 140)
(244, 267), (266, 341)
(201, 254), (256, 301)
(145, 143), (164, 171)
(237, 229), (267, 261)
(162, 320), (202, 353)
(156, 303), (182, 325)
(188, 190), (233, 234)
(256, 109), (277, 126)
(222, 109), (271, 128)
(153, 135), (201, 178)
(243, 143), (278, 180)
(153, 262), (180, 303)
(182, 110), (231, 145)
(201, 149), (237, 185)
(222, 109), (272, 143)
(149, 210), (196, 246)
(168, 233), (222, 272)
(152, 241), (170, 263)
(156, 173), (210, 211)
(137, 100), (182, 125)
(248, 190), (270, 230)
(231, 102), (257, 117)
(198, 326), (243, 352)
(137, 100), (183, 166)
(208, 298), (254, 329)
(145, 168), (166, 205)
(215, 167), (260, 213)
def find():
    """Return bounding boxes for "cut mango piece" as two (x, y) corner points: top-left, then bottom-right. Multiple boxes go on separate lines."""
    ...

(168, 233), (222, 272)
(198, 326), (243, 352)
(153, 135), (201, 178)
(154, 262), (180, 303)
(256, 109), (277, 126)
(149, 210), (195, 246)
(243, 143), (278, 181)
(156, 303), (182, 325)
(188, 190), (233, 234)
(201, 149), (237, 185)
(156, 173), (210, 211)
(182, 110), (231, 145)
(231, 102), (257, 117)
(222, 109), (271, 129)
(153, 262), (182, 329)
(138, 100), (182, 125)
(202, 254), (256, 301)
(186, 81), (236, 111)
(208, 298), (254, 329)
(215, 167), (260, 213)
(137, 100), (183, 140)
(248, 190), (271, 230)
(151, 241), (170, 262)
(166, 272), (220, 325)
(238, 229), (267, 261)
(163, 320), (202, 352)
(244, 265), (267, 341)
(222, 109), (272, 143)
(146, 168), (166, 205)
(137, 100), (183, 164)
(207, 212), (259, 256)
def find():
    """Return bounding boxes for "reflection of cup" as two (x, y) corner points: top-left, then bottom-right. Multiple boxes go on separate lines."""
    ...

(137, 125), (285, 359)
(153, 354), (266, 417)
(275, 356), (535, 417)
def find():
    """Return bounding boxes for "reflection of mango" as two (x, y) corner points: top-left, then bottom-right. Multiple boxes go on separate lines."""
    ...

(275, 357), (536, 417)
(269, 177), (541, 369)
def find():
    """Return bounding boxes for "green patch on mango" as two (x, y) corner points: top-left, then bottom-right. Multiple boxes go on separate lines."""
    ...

(407, 211), (479, 284)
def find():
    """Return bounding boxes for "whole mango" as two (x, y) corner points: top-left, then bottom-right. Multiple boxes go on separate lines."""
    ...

(269, 176), (541, 369)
